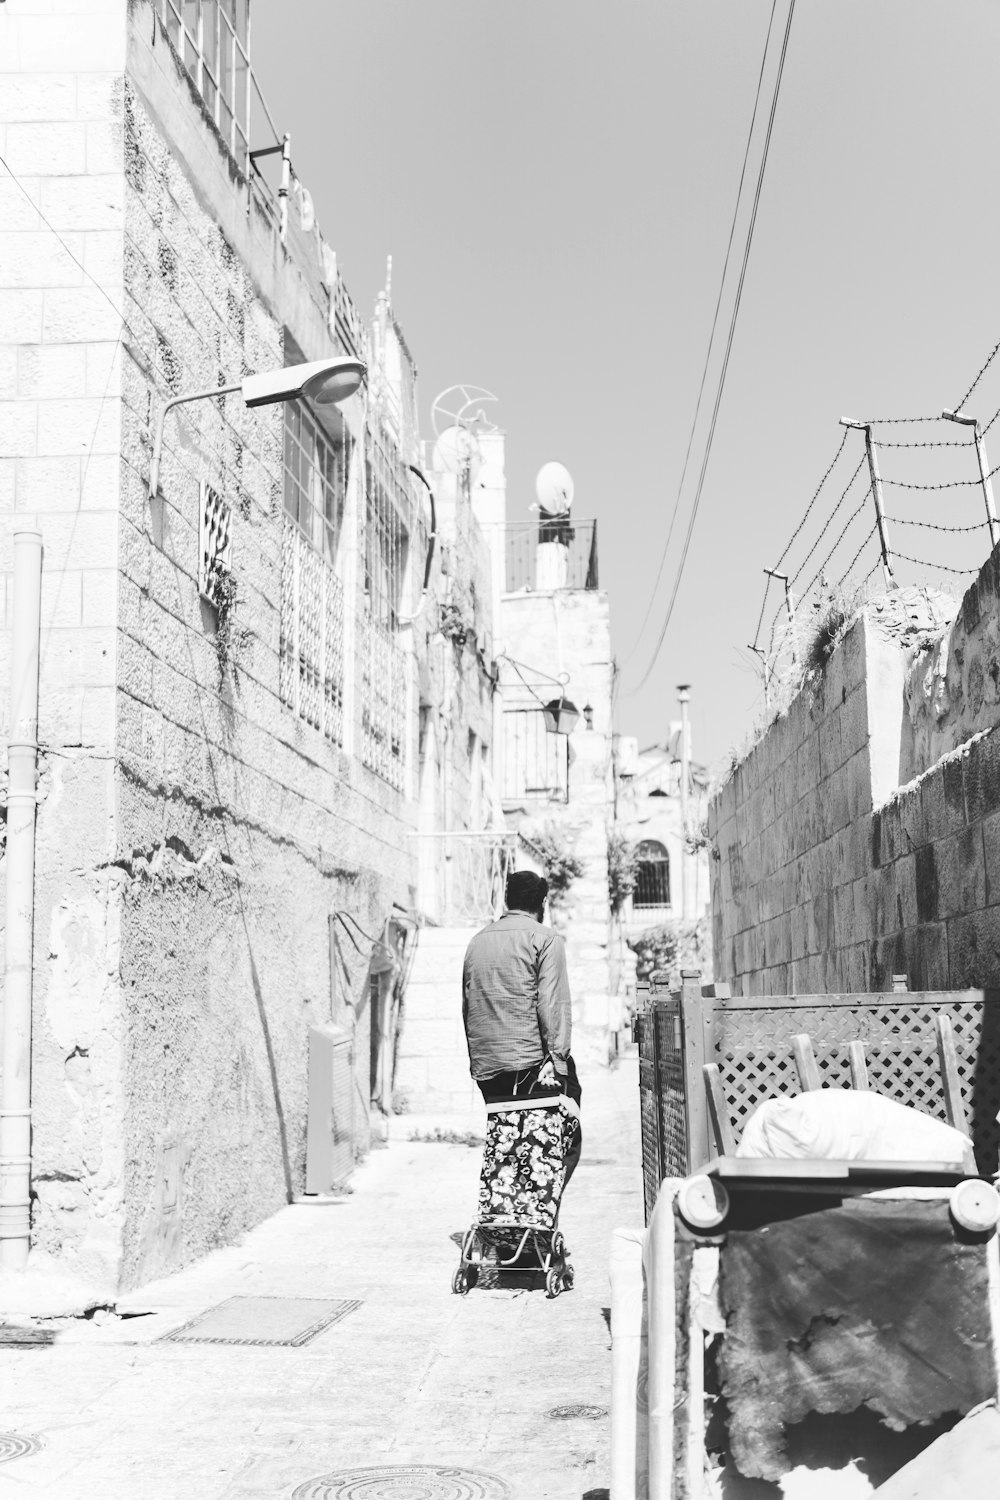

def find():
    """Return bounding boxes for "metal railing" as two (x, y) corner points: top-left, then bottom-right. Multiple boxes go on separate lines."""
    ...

(497, 520), (599, 593)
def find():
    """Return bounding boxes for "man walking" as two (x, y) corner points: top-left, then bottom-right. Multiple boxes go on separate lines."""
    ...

(462, 869), (581, 1187)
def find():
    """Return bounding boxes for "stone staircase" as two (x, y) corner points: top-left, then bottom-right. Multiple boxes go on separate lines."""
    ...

(390, 926), (483, 1138)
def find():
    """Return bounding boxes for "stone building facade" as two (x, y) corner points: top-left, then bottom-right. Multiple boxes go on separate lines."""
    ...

(708, 569), (1000, 997)
(0, 0), (495, 1294)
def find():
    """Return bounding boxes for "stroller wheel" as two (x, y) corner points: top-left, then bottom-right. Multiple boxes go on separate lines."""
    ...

(544, 1267), (563, 1299)
(561, 1263), (575, 1290)
(452, 1266), (474, 1295)
(552, 1231), (566, 1262)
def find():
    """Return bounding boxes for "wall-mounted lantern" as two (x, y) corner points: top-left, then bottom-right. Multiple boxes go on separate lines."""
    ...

(542, 696), (580, 735)
(583, 703), (594, 731)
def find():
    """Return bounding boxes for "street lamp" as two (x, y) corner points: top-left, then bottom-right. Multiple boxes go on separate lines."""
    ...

(542, 696), (580, 736)
(148, 355), (366, 500)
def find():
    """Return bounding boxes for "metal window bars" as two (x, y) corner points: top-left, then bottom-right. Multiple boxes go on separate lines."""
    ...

(198, 480), (233, 608)
(359, 411), (411, 791)
(159, 1), (251, 172)
(501, 710), (570, 804)
(279, 516), (346, 747)
(283, 400), (349, 566)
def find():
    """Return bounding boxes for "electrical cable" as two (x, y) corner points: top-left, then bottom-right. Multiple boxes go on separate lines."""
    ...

(629, 0), (797, 694)
(619, 0), (781, 668)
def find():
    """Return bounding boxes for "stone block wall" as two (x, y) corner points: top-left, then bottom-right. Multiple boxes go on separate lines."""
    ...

(709, 547), (1000, 998)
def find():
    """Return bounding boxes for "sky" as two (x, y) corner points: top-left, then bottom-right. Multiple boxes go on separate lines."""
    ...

(251, 0), (1000, 773)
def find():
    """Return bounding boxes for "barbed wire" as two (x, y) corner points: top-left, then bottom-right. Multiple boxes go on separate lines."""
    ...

(797, 494), (873, 604)
(982, 402), (1000, 437)
(833, 524), (879, 589)
(861, 415), (940, 425)
(787, 455), (867, 588)
(892, 549), (980, 576)
(873, 436), (968, 449)
(885, 516), (990, 534)
(772, 428), (849, 570)
(750, 573), (773, 653)
(955, 332), (1000, 413)
(880, 465), (1000, 491)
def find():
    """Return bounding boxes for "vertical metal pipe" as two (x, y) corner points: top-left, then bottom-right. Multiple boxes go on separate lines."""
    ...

(1, 524), (42, 1268)
(678, 684), (690, 922)
(278, 132), (290, 242)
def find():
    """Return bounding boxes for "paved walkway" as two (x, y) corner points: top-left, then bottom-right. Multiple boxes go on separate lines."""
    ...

(0, 1056), (643, 1500)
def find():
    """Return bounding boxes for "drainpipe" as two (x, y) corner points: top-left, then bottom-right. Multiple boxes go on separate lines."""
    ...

(1, 523), (43, 1269)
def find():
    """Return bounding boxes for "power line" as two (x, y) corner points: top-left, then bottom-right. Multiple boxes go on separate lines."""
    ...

(630, 0), (797, 694)
(619, 0), (781, 668)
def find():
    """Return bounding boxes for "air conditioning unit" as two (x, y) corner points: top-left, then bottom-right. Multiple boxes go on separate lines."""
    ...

(305, 1024), (354, 1195)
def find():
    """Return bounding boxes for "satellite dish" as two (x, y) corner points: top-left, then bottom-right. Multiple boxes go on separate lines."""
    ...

(535, 461), (574, 515)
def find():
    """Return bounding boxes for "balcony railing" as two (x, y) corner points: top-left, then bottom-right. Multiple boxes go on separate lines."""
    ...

(498, 519), (599, 594)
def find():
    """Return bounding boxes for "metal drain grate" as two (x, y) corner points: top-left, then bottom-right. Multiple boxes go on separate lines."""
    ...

(160, 1295), (362, 1347)
(0, 1435), (42, 1464)
(546, 1404), (608, 1420)
(290, 1465), (512, 1499)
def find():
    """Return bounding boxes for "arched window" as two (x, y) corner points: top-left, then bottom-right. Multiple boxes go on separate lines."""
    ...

(634, 840), (670, 908)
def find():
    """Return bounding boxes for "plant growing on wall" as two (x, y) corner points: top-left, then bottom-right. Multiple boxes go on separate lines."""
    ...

(530, 822), (585, 909)
(209, 563), (251, 681)
(629, 916), (713, 989)
(607, 830), (639, 913)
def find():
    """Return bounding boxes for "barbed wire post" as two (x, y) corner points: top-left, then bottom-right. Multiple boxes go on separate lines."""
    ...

(748, 643), (770, 712)
(941, 408), (1000, 550)
(764, 566), (797, 664)
(841, 419), (895, 587)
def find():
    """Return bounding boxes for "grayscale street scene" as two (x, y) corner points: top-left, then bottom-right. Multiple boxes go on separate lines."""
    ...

(3, 2), (1000, 1497)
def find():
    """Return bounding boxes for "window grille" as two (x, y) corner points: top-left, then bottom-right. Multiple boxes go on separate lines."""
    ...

(634, 840), (670, 908)
(359, 419), (409, 791)
(501, 711), (569, 804)
(279, 516), (345, 746)
(198, 480), (232, 608)
(160, 1), (250, 171)
(283, 399), (350, 565)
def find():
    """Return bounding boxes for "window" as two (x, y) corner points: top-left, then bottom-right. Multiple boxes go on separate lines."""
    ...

(359, 418), (409, 790)
(501, 711), (569, 804)
(283, 399), (350, 565)
(160, 1), (250, 171)
(634, 840), (670, 908)
(279, 352), (350, 747)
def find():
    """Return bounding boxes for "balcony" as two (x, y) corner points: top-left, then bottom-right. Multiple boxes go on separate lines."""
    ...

(499, 520), (599, 593)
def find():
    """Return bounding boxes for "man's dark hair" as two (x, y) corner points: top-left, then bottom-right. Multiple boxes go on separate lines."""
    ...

(505, 870), (549, 915)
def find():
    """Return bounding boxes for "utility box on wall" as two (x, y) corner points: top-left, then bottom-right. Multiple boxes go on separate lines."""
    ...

(305, 1025), (355, 1194)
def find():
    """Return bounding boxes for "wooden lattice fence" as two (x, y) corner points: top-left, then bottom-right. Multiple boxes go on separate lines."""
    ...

(636, 970), (1000, 1223)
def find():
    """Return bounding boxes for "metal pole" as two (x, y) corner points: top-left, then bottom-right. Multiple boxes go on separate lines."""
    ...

(841, 419), (894, 586)
(148, 382), (242, 500)
(748, 645), (770, 711)
(278, 133), (291, 242)
(942, 409), (1000, 550)
(764, 567), (797, 665)
(677, 684), (690, 922)
(1, 524), (42, 1268)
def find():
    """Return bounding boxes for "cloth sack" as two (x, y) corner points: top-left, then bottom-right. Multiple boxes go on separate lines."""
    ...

(736, 1087), (972, 1164)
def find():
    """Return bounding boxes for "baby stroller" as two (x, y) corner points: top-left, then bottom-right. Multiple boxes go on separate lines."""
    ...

(452, 1083), (578, 1299)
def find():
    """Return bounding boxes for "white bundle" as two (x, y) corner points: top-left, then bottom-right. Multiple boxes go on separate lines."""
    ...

(736, 1088), (972, 1165)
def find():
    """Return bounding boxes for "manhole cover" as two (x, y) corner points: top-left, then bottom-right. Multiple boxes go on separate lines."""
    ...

(0, 1325), (54, 1347)
(290, 1465), (511, 1499)
(160, 1296), (362, 1347)
(0, 1434), (42, 1464)
(546, 1404), (608, 1420)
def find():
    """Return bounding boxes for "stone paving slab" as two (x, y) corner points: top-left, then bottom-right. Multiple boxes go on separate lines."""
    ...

(0, 1057), (642, 1500)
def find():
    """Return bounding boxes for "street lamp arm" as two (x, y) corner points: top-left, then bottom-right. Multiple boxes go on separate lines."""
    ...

(149, 381), (243, 499)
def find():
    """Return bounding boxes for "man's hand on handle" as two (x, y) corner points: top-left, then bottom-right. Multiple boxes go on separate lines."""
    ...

(538, 1059), (557, 1087)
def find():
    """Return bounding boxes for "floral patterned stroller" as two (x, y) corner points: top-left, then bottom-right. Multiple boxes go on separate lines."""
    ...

(452, 1087), (578, 1298)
